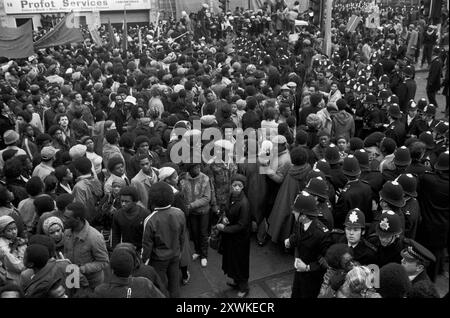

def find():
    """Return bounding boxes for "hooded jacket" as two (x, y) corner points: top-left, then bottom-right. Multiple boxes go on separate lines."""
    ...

(332, 110), (355, 141)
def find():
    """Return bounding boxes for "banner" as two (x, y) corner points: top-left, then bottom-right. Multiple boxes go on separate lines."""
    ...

(4, 0), (150, 14)
(0, 20), (34, 58)
(89, 26), (103, 46)
(365, 13), (380, 29)
(346, 14), (362, 32)
(34, 12), (84, 49)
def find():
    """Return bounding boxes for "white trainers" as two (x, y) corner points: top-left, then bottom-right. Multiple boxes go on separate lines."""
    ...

(201, 258), (208, 267)
(192, 253), (200, 261)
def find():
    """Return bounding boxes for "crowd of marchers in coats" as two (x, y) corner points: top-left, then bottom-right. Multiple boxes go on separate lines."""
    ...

(0, 1), (448, 299)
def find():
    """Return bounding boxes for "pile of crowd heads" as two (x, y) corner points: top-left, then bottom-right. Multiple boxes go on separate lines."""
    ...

(0, 0), (448, 299)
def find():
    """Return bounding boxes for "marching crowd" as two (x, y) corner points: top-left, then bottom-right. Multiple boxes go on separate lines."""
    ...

(0, 0), (448, 299)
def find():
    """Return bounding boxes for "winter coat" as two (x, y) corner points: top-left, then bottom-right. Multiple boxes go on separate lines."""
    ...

(131, 169), (159, 210)
(179, 172), (211, 215)
(332, 110), (355, 141)
(94, 276), (165, 298)
(316, 108), (333, 136)
(0, 237), (26, 285)
(417, 171), (449, 249)
(268, 164), (311, 243)
(72, 175), (104, 223)
(111, 203), (150, 252)
(204, 161), (237, 212)
(220, 192), (251, 282)
(238, 159), (267, 223)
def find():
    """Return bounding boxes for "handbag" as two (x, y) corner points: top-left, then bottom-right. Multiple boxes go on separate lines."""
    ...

(209, 216), (223, 251)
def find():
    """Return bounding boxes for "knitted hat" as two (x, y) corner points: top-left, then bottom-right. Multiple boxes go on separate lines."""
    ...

(3, 130), (19, 145)
(41, 146), (57, 161)
(74, 157), (92, 175)
(158, 167), (176, 182)
(231, 174), (247, 188)
(0, 215), (15, 233)
(107, 156), (124, 172)
(42, 216), (64, 235)
(69, 144), (87, 160)
(110, 248), (134, 278)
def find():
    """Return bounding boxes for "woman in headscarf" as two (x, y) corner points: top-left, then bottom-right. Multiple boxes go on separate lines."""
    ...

(42, 216), (65, 256)
(217, 174), (251, 298)
(0, 215), (27, 285)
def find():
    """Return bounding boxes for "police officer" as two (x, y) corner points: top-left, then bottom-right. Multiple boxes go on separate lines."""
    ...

(334, 155), (373, 229)
(354, 149), (384, 205)
(368, 210), (405, 267)
(285, 192), (330, 298)
(417, 151), (450, 282)
(402, 100), (421, 138)
(401, 239), (436, 286)
(385, 103), (406, 146)
(382, 146), (412, 182)
(360, 93), (383, 140)
(328, 209), (378, 266)
(397, 65), (417, 113)
(396, 174), (420, 240)
(304, 176), (334, 230)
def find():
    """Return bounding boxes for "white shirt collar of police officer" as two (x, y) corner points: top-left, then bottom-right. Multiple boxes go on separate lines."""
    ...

(303, 220), (312, 231)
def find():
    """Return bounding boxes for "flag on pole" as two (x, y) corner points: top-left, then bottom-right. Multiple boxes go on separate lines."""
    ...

(0, 20), (34, 59)
(34, 12), (84, 49)
(108, 19), (118, 48)
(122, 6), (128, 51)
(138, 28), (143, 53)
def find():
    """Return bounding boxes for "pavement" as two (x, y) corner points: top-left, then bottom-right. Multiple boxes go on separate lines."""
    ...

(180, 235), (449, 298)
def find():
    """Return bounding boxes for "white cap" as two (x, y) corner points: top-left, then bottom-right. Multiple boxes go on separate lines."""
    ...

(124, 96), (136, 105)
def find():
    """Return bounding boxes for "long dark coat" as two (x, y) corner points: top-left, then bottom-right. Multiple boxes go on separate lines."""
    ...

(289, 218), (329, 298)
(417, 171), (449, 249)
(220, 192), (251, 283)
(267, 164), (311, 243)
(238, 159), (267, 224)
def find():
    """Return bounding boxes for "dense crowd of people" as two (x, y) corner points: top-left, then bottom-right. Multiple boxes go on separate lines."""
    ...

(0, 0), (448, 298)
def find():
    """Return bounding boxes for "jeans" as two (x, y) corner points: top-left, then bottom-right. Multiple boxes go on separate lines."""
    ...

(189, 213), (209, 258)
(150, 256), (180, 298)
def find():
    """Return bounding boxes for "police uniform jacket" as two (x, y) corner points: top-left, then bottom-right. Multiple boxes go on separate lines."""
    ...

(367, 235), (405, 267)
(384, 119), (406, 146)
(334, 179), (373, 229)
(402, 197), (421, 240)
(417, 171), (449, 249)
(327, 230), (378, 266)
(289, 218), (330, 298)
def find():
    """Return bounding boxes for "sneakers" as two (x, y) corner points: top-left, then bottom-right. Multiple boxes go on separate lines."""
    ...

(237, 290), (249, 298)
(192, 253), (200, 261)
(201, 258), (208, 267)
(182, 271), (191, 285)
